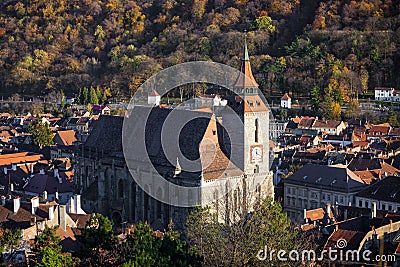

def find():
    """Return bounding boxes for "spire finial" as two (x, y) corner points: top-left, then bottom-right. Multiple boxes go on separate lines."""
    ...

(243, 32), (249, 61)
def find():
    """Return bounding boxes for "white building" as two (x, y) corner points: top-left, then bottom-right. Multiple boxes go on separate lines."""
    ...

(283, 164), (367, 221)
(148, 90), (161, 106)
(375, 87), (395, 101)
(281, 93), (291, 108)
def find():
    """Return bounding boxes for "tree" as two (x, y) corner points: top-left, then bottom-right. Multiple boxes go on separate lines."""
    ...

(388, 105), (398, 126)
(82, 87), (89, 105)
(35, 226), (76, 267)
(186, 197), (315, 266)
(79, 214), (118, 266)
(28, 119), (54, 148)
(60, 90), (65, 109)
(332, 102), (342, 120)
(310, 84), (320, 111)
(122, 222), (202, 266)
(35, 225), (60, 251)
(252, 16), (276, 33)
(96, 87), (102, 105)
(0, 229), (22, 254)
(89, 87), (99, 105)
(38, 247), (74, 267)
(345, 99), (361, 119)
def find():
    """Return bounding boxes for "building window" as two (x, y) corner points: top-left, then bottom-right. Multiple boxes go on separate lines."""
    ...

(255, 119), (259, 143)
(118, 179), (124, 198)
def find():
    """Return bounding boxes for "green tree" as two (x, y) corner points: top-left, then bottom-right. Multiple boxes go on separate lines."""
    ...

(28, 120), (54, 148)
(82, 87), (89, 105)
(38, 247), (74, 267)
(35, 225), (60, 251)
(79, 214), (117, 266)
(96, 87), (102, 105)
(77, 89), (82, 105)
(388, 106), (398, 126)
(310, 84), (320, 111)
(89, 86), (99, 105)
(122, 222), (201, 266)
(0, 229), (22, 254)
(35, 226), (75, 267)
(60, 90), (65, 109)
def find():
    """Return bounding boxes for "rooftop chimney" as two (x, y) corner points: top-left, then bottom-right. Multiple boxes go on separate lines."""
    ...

(39, 169), (45, 175)
(59, 205), (67, 231)
(372, 202), (377, 218)
(54, 169), (59, 179)
(3, 167), (7, 175)
(13, 197), (20, 214)
(55, 191), (59, 203)
(326, 203), (331, 218)
(31, 196), (39, 215)
(11, 165), (17, 171)
(48, 205), (54, 220)
(1, 196), (5, 206)
(43, 190), (47, 200)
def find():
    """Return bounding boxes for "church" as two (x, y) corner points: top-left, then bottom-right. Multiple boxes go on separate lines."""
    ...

(75, 39), (274, 230)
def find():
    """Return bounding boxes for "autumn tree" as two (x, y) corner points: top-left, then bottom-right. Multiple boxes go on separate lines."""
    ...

(345, 99), (361, 119)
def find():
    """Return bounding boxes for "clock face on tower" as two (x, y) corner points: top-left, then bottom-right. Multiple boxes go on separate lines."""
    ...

(250, 145), (263, 163)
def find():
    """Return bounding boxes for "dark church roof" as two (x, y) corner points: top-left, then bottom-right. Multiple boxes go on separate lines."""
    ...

(85, 107), (243, 182)
(83, 115), (124, 153)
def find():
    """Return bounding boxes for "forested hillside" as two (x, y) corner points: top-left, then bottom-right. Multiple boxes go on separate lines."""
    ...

(1, 0), (400, 105)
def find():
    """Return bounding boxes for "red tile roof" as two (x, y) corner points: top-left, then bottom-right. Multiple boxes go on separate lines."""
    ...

(234, 61), (259, 88)
(148, 90), (160, 96)
(281, 93), (291, 100)
(313, 120), (342, 129)
(324, 229), (366, 251)
(305, 207), (334, 221)
(0, 152), (42, 166)
(54, 130), (77, 146)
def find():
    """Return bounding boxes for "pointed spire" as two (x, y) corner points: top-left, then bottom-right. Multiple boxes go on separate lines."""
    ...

(234, 33), (259, 89)
(243, 34), (249, 61)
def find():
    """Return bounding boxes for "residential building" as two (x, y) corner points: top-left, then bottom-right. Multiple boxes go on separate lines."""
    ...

(355, 176), (400, 212)
(24, 169), (74, 204)
(283, 164), (367, 221)
(92, 105), (111, 115)
(375, 87), (395, 101)
(148, 90), (161, 106)
(281, 93), (291, 108)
